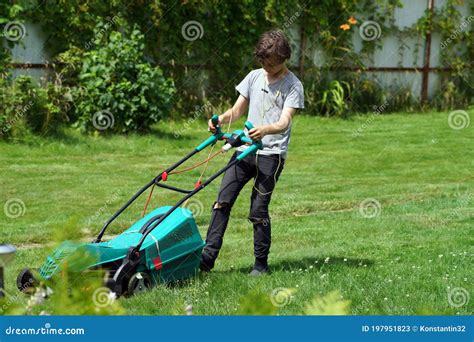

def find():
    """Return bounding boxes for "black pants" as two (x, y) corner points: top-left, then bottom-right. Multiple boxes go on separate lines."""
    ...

(201, 151), (284, 270)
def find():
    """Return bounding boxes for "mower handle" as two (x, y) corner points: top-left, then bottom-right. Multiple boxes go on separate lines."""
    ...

(137, 120), (263, 238)
(237, 120), (263, 160)
(196, 115), (263, 152)
(95, 115), (263, 243)
(244, 120), (255, 131)
(195, 114), (224, 151)
(211, 114), (221, 134)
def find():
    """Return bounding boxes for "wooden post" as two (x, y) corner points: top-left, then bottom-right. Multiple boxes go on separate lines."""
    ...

(421, 0), (435, 103)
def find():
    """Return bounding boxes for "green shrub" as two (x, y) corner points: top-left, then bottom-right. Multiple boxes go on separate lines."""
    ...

(0, 78), (10, 138)
(350, 78), (386, 113)
(303, 70), (324, 116)
(317, 80), (351, 117)
(0, 2), (23, 76)
(74, 24), (176, 133)
(386, 83), (417, 113)
(432, 76), (473, 110)
(0, 76), (71, 139)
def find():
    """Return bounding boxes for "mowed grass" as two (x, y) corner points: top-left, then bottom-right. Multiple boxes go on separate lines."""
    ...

(0, 110), (473, 315)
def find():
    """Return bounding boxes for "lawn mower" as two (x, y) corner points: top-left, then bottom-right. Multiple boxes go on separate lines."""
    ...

(17, 115), (262, 297)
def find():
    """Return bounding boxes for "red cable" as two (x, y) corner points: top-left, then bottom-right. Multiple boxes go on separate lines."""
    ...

(142, 146), (224, 216)
(169, 150), (224, 175)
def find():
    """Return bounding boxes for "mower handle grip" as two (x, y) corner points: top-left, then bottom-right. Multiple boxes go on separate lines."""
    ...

(243, 120), (262, 146)
(211, 114), (219, 126)
(244, 120), (255, 131)
(241, 136), (253, 144)
(196, 114), (224, 151)
(211, 114), (222, 136)
(236, 143), (261, 160)
(237, 120), (263, 160)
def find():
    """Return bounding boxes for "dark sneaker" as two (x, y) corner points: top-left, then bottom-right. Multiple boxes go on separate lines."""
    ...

(199, 264), (211, 272)
(199, 261), (213, 272)
(199, 254), (215, 272)
(249, 267), (270, 276)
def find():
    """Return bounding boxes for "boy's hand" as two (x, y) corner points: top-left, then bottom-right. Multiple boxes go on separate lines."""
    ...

(248, 126), (267, 141)
(208, 118), (219, 133)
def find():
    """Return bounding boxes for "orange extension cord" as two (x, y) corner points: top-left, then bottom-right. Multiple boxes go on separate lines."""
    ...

(141, 149), (224, 217)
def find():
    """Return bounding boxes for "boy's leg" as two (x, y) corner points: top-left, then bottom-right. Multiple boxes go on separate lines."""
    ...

(248, 154), (284, 273)
(200, 152), (255, 271)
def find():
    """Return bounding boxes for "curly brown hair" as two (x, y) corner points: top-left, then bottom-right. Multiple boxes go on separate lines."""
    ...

(254, 30), (291, 64)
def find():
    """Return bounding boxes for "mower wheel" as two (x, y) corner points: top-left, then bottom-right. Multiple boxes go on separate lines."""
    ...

(16, 268), (38, 293)
(126, 272), (151, 296)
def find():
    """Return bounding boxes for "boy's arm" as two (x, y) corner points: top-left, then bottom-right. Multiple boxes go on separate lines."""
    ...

(208, 95), (249, 132)
(219, 95), (248, 124)
(248, 107), (296, 140)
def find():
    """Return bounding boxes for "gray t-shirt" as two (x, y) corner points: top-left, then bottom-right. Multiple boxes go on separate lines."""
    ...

(235, 68), (304, 158)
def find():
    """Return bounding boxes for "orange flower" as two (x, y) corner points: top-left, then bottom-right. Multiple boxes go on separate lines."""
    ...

(348, 16), (357, 25)
(340, 24), (350, 31)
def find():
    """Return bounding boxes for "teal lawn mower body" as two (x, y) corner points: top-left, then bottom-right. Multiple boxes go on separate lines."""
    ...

(38, 206), (204, 287)
(17, 116), (262, 297)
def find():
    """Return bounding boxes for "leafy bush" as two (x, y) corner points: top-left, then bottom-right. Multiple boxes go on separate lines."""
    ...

(350, 78), (386, 113)
(0, 3), (23, 76)
(0, 76), (72, 139)
(317, 80), (351, 117)
(0, 78), (11, 138)
(432, 76), (474, 110)
(303, 70), (324, 116)
(385, 83), (417, 113)
(74, 25), (176, 133)
(303, 71), (352, 117)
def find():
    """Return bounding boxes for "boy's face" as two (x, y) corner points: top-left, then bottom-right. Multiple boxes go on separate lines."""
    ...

(261, 56), (286, 76)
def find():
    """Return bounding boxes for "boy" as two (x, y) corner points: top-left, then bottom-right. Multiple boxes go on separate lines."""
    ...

(200, 30), (304, 275)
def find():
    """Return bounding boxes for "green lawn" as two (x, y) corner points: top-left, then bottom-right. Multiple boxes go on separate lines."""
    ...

(0, 111), (473, 315)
